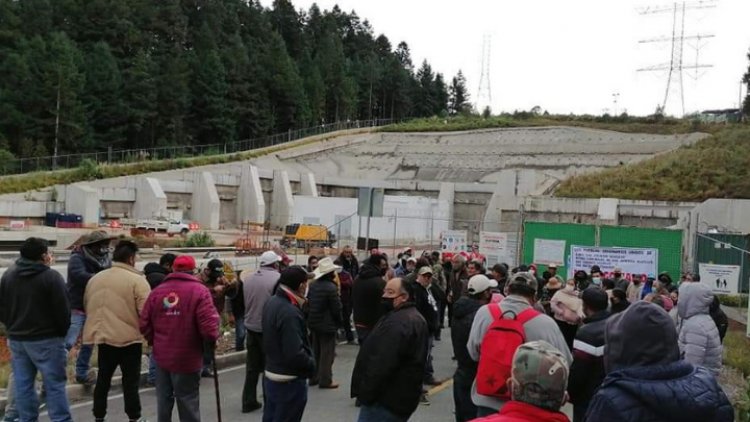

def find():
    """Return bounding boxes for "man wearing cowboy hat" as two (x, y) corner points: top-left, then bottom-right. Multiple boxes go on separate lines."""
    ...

(65, 230), (114, 385)
(307, 257), (343, 389)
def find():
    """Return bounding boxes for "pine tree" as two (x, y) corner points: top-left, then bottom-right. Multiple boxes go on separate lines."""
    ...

(449, 70), (471, 116)
(264, 31), (310, 131)
(743, 48), (750, 116)
(122, 49), (157, 148)
(414, 60), (437, 117)
(83, 41), (125, 148)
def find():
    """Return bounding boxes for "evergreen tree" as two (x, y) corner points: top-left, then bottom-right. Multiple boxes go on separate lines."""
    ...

(83, 41), (125, 148)
(122, 49), (157, 148)
(434, 73), (449, 116)
(743, 48), (750, 116)
(449, 70), (471, 115)
(414, 60), (437, 117)
(264, 31), (310, 131)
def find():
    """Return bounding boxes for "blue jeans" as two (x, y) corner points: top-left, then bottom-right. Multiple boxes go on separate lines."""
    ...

(357, 404), (407, 422)
(63, 312), (93, 379)
(148, 353), (157, 384)
(9, 337), (72, 422)
(262, 378), (307, 422)
(235, 322), (246, 351)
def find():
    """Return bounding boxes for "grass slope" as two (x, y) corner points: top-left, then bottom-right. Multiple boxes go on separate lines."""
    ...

(556, 125), (750, 202)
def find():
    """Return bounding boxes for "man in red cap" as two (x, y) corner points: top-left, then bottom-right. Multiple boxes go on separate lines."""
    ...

(140, 255), (220, 422)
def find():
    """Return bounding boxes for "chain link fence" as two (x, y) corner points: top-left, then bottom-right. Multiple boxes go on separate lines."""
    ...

(2, 119), (397, 176)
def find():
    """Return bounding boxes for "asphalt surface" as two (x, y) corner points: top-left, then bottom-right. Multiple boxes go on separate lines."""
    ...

(59, 328), (572, 421)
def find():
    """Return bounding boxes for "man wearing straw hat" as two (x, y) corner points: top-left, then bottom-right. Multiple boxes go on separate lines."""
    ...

(308, 257), (344, 389)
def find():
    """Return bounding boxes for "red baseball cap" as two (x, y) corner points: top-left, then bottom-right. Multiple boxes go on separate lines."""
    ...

(173, 255), (196, 272)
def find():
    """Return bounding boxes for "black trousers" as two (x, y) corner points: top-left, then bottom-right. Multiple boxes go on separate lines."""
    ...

(342, 304), (355, 342)
(311, 331), (336, 386)
(242, 330), (264, 409)
(93, 343), (142, 420)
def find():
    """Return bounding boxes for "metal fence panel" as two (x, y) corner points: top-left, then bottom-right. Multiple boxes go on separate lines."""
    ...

(522, 221), (597, 277)
(599, 226), (683, 279)
(694, 233), (750, 293)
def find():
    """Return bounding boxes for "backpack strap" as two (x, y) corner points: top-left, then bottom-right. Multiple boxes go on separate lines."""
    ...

(516, 308), (541, 324)
(488, 303), (502, 320)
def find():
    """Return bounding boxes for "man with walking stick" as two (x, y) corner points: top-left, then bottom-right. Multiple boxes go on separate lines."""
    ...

(140, 255), (219, 422)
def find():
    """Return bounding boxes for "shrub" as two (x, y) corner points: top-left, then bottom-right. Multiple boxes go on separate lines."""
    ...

(178, 232), (215, 248)
(717, 294), (749, 308)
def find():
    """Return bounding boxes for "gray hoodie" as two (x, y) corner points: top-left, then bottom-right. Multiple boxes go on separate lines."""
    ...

(467, 295), (572, 411)
(677, 282), (722, 376)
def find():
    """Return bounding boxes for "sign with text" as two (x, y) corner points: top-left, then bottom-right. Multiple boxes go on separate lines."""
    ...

(480, 231), (509, 267)
(441, 230), (468, 258)
(533, 239), (566, 266)
(698, 263), (740, 294)
(568, 245), (658, 280)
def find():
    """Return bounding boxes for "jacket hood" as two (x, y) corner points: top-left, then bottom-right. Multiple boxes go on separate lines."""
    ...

(358, 262), (383, 279)
(678, 282), (713, 319)
(144, 262), (167, 275)
(604, 301), (679, 372)
(601, 360), (729, 421)
(452, 296), (482, 319)
(14, 258), (50, 278)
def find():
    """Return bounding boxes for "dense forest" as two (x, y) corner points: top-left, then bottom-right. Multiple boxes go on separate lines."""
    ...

(0, 0), (471, 159)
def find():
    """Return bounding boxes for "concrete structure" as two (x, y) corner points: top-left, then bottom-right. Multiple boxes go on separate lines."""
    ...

(300, 172), (318, 197)
(237, 164), (265, 224)
(133, 177), (167, 219)
(65, 184), (100, 225)
(191, 172), (220, 230)
(270, 170), (294, 229)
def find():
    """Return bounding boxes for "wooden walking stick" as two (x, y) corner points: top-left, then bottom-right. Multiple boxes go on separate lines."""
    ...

(212, 348), (222, 422)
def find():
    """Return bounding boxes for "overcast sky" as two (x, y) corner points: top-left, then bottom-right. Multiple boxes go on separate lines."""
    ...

(260, 0), (750, 117)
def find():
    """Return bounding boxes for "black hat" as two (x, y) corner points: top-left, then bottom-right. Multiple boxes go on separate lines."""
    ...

(206, 259), (224, 276)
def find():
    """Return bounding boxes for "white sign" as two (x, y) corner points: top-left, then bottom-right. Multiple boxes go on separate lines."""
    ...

(9, 220), (25, 230)
(698, 263), (740, 294)
(480, 232), (509, 267)
(533, 239), (566, 266)
(568, 245), (658, 280)
(441, 230), (468, 255)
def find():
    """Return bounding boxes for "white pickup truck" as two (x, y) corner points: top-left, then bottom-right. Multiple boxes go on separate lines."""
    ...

(120, 218), (193, 235)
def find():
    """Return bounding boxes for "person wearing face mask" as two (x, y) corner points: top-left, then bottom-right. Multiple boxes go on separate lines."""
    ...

(0, 237), (72, 422)
(352, 254), (388, 346)
(612, 267), (629, 292)
(550, 279), (585, 351)
(573, 270), (589, 291)
(261, 266), (316, 422)
(351, 278), (429, 422)
(65, 230), (114, 386)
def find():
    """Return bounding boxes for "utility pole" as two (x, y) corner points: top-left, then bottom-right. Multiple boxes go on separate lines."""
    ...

(53, 73), (62, 170)
(612, 92), (620, 116)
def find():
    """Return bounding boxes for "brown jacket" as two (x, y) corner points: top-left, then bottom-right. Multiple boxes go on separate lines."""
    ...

(83, 262), (151, 346)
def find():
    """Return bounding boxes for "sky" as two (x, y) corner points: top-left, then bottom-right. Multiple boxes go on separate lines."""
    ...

(260, 0), (750, 117)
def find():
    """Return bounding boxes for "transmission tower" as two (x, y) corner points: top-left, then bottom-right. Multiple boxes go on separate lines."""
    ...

(477, 34), (492, 112)
(637, 0), (717, 116)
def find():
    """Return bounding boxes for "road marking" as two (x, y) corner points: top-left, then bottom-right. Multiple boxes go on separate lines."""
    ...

(427, 379), (453, 396)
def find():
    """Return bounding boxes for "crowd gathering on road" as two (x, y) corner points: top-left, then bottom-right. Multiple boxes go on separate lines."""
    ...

(0, 230), (738, 421)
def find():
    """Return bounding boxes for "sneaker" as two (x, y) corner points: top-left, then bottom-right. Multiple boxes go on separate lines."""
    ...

(319, 382), (339, 389)
(423, 377), (444, 386)
(419, 394), (430, 405)
(200, 368), (214, 378)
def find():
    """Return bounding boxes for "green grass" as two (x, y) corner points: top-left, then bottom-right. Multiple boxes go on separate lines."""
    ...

(380, 114), (723, 135)
(0, 130), (356, 195)
(725, 330), (750, 377)
(556, 125), (750, 202)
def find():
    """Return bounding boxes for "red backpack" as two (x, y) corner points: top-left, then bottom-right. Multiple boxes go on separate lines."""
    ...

(476, 305), (540, 399)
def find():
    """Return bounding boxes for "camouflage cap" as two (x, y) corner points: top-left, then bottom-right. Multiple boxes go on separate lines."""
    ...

(510, 340), (569, 411)
(508, 271), (538, 292)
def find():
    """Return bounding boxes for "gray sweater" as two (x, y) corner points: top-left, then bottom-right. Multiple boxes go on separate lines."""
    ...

(467, 295), (573, 411)
(243, 267), (280, 333)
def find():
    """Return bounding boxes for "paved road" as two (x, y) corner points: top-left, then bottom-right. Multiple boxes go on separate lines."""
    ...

(58, 328), (572, 421)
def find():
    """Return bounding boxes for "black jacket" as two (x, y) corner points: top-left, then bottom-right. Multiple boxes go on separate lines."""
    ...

(352, 263), (386, 329)
(351, 303), (429, 418)
(413, 283), (438, 335)
(67, 249), (108, 311)
(709, 296), (728, 343)
(451, 296), (482, 372)
(0, 259), (71, 340)
(568, 310), (610, 412)
(307, 275), (343, 334)
(144, 262), (169, 289)
(339, 255), (359, 279)
(585, 302), (732, 422)
(262, 287), (315, 378)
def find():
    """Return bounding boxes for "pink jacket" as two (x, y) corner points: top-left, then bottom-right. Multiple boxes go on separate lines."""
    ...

(139, 272), (219, 373)
(550, 288), (584, 325)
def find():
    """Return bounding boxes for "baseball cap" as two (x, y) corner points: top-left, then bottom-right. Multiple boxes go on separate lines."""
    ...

(467, 274), (498, 295)
(407, 257), (418, 264)
(418, 266), (433, 276)
(509, 272), (539, 292)
(511, 340), (569, 411)
(173, 255), (196, 272)
(206, 258), (224, 276)
(260, 251), (281, 266)
(613, 266), (623, 273)
(548, 263), (558, 269)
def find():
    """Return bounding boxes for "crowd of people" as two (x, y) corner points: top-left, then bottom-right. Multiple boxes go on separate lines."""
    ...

(0, 232), (738, 422)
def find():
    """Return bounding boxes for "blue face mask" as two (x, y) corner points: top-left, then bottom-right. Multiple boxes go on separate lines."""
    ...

(592, 277), (602, 285)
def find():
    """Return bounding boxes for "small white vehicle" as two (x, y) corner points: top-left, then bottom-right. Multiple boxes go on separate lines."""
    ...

(121, 218), (194, 236)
